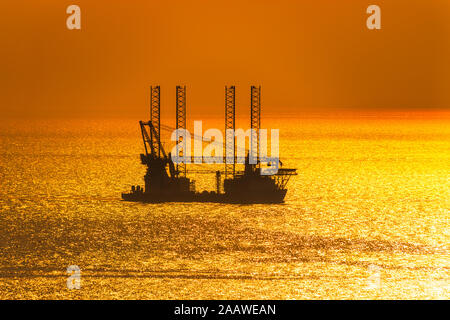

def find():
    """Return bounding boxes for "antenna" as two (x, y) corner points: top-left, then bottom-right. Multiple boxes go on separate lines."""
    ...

(150, 86), (161, 157)
(176, 85), (187, 178)
(250, 85), (261, 165)
(224, 86), (236, 179)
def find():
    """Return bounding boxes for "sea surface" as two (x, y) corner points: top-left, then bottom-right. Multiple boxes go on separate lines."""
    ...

(0, 114), (449, 299)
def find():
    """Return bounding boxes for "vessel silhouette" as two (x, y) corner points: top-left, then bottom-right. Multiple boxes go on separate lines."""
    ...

(122, 86), (296, 204)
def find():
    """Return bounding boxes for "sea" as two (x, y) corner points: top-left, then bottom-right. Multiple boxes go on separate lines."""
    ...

(0, 113), (448, 299)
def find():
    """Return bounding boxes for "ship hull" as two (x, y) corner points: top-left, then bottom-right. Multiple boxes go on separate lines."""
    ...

(121, 190), (287, 204)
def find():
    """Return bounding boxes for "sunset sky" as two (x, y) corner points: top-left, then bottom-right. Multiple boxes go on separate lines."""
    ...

(1, 0), (449, 118)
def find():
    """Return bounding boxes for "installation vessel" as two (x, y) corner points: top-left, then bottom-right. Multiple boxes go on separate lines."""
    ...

(122, 86), (296, 204)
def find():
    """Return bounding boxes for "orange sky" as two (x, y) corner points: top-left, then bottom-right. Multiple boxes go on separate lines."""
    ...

(0, 0), (449, 118)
